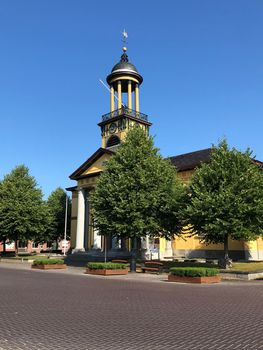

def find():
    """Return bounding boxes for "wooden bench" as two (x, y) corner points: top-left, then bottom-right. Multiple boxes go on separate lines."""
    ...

(111, 259), (130, 270)
(141, 261), (163, 274)
(111, 259), (128, 264)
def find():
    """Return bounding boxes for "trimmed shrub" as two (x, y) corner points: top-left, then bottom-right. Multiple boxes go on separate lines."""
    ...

(167, 262), (218, 269)
(33, 259), (64, 265)
(87, 262), (128, 270)
(169, 267), (219, 277)
(0, 252), (16, 257)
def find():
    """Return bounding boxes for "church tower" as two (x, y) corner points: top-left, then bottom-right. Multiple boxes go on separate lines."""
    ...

(68, 40), (152, 254)
(99, 46), (152, 149)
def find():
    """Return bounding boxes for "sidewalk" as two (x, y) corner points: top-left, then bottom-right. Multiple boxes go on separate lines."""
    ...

(0, 260), (168, 283)
(1, 260), (263, 286)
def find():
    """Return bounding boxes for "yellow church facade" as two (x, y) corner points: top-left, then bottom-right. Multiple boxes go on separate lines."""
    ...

(67, 46), (263, 262)
(171, 162), (263, 261)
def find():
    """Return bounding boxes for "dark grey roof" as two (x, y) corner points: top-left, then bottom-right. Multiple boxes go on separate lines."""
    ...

(168, 148), (212, 172)
(107, 51), (143, 85)
(168, 148), (263, 172)
(111, 61), (138, 74)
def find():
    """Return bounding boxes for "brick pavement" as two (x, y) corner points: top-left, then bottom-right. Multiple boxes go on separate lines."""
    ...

(0, 264), (262, 350)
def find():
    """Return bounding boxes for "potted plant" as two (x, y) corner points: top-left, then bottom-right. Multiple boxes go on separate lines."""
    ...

(32, 258), (67, 270)
(86, 262), (129, 276)
(168, 267), (220, 284)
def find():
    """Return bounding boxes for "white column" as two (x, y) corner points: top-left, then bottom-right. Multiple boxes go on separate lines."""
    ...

(141, 235), (151, 260)
(74, 189), (85, 252)
(93, 227), (102, 250)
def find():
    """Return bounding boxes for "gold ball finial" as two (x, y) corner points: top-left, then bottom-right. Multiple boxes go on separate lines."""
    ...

(122, 46), (127, 52)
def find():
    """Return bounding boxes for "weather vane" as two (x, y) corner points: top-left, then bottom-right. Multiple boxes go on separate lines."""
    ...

(122, 29), (128, 45)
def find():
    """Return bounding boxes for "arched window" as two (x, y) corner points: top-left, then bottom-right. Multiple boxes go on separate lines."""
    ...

(106, 135), (120, 148)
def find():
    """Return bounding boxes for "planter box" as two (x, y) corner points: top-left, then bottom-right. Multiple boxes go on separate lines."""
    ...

(168, 274), (221, 284)
(32, 264), (67, 270)
(86, 268), (129, 276)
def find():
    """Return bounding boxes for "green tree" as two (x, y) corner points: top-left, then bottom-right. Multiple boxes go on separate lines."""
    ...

(91, 127), (186, 263)
(46, 187), (71, 248)
(0, 180), (8, 252)
(185, 140), (263, 268)
(0, 165), (48, 253)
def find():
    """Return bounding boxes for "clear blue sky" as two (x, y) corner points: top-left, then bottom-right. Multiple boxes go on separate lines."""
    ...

(0, 0), (262, 198)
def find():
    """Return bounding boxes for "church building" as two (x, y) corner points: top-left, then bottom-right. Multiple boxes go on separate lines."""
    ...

(67, 44), (263, 262)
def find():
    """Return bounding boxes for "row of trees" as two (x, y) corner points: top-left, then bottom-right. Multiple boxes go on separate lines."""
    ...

(0, 165), (71, 253)
(1, 128), (262, 267)
(92, 127), (263, 268)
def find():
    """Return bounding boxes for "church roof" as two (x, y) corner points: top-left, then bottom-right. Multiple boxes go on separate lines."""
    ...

(168, 148), (263, 172)
(69, 148), (115, 180)
(69, 147), (263, 182)
(168, 148), (212, 172)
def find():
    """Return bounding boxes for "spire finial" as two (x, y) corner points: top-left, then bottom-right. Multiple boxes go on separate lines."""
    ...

(122, 29), (128, 53)
(120, 29), (129, 62)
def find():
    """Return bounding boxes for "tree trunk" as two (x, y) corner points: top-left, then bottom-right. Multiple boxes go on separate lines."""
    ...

(130, 237), (137, 273)
(15, 240), (18, 256)
(224, 235), (229, 262)
(3, 238), (6, 253)
(219, 235), (232, 269)
(104, 236), (107, 263)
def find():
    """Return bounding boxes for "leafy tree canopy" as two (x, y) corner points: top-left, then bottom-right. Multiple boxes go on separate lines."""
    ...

(185, 140), (263, 248)
(0, 165), (48, 246)
(46, 187), (71, 242)
(91, 127), (186, 240)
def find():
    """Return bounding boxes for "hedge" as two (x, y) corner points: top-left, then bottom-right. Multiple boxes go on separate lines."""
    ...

(87, 262), (128, 270)
(33, 259), (64, 265)
(0, 252), (16, 257)
(169, 267), (219, 277)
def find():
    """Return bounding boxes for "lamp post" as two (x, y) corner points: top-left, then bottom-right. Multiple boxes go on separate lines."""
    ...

(63, 195), (68, 256)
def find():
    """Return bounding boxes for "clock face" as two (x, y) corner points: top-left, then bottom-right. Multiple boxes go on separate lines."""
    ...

(109, 122), (117, 134)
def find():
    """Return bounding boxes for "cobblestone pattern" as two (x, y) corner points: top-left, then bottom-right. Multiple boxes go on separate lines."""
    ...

(0, 266), (262, 350)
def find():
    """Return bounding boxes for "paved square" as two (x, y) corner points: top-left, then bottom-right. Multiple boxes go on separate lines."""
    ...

(0, 265), (262, 350)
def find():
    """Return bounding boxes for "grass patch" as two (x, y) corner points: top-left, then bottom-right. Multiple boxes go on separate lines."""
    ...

(162, 261), (218, 270)
(0, 254), (50, 260)
(87, 262), (128, 270)
(17, 255), (49, 260)
(170, 267), (219, 277)
(33, 259), (64, 265)
(154, 261), (263, 273)
(4, 255), (48, 261)
(230, 262), (263, 272)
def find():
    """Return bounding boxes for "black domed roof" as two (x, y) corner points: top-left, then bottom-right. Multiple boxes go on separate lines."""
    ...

(107, 49), (143, 85)
(111, 61), (138, 74)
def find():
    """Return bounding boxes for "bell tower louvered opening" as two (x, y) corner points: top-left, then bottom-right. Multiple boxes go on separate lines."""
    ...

(106, 135), (120, 148)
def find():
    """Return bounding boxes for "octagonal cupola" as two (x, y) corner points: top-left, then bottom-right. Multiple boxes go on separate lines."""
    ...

(98, 43), (151, 149)
(106, 47), (143, 112)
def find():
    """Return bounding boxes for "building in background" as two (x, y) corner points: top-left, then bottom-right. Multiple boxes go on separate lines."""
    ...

(0, 240), (70, 254)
